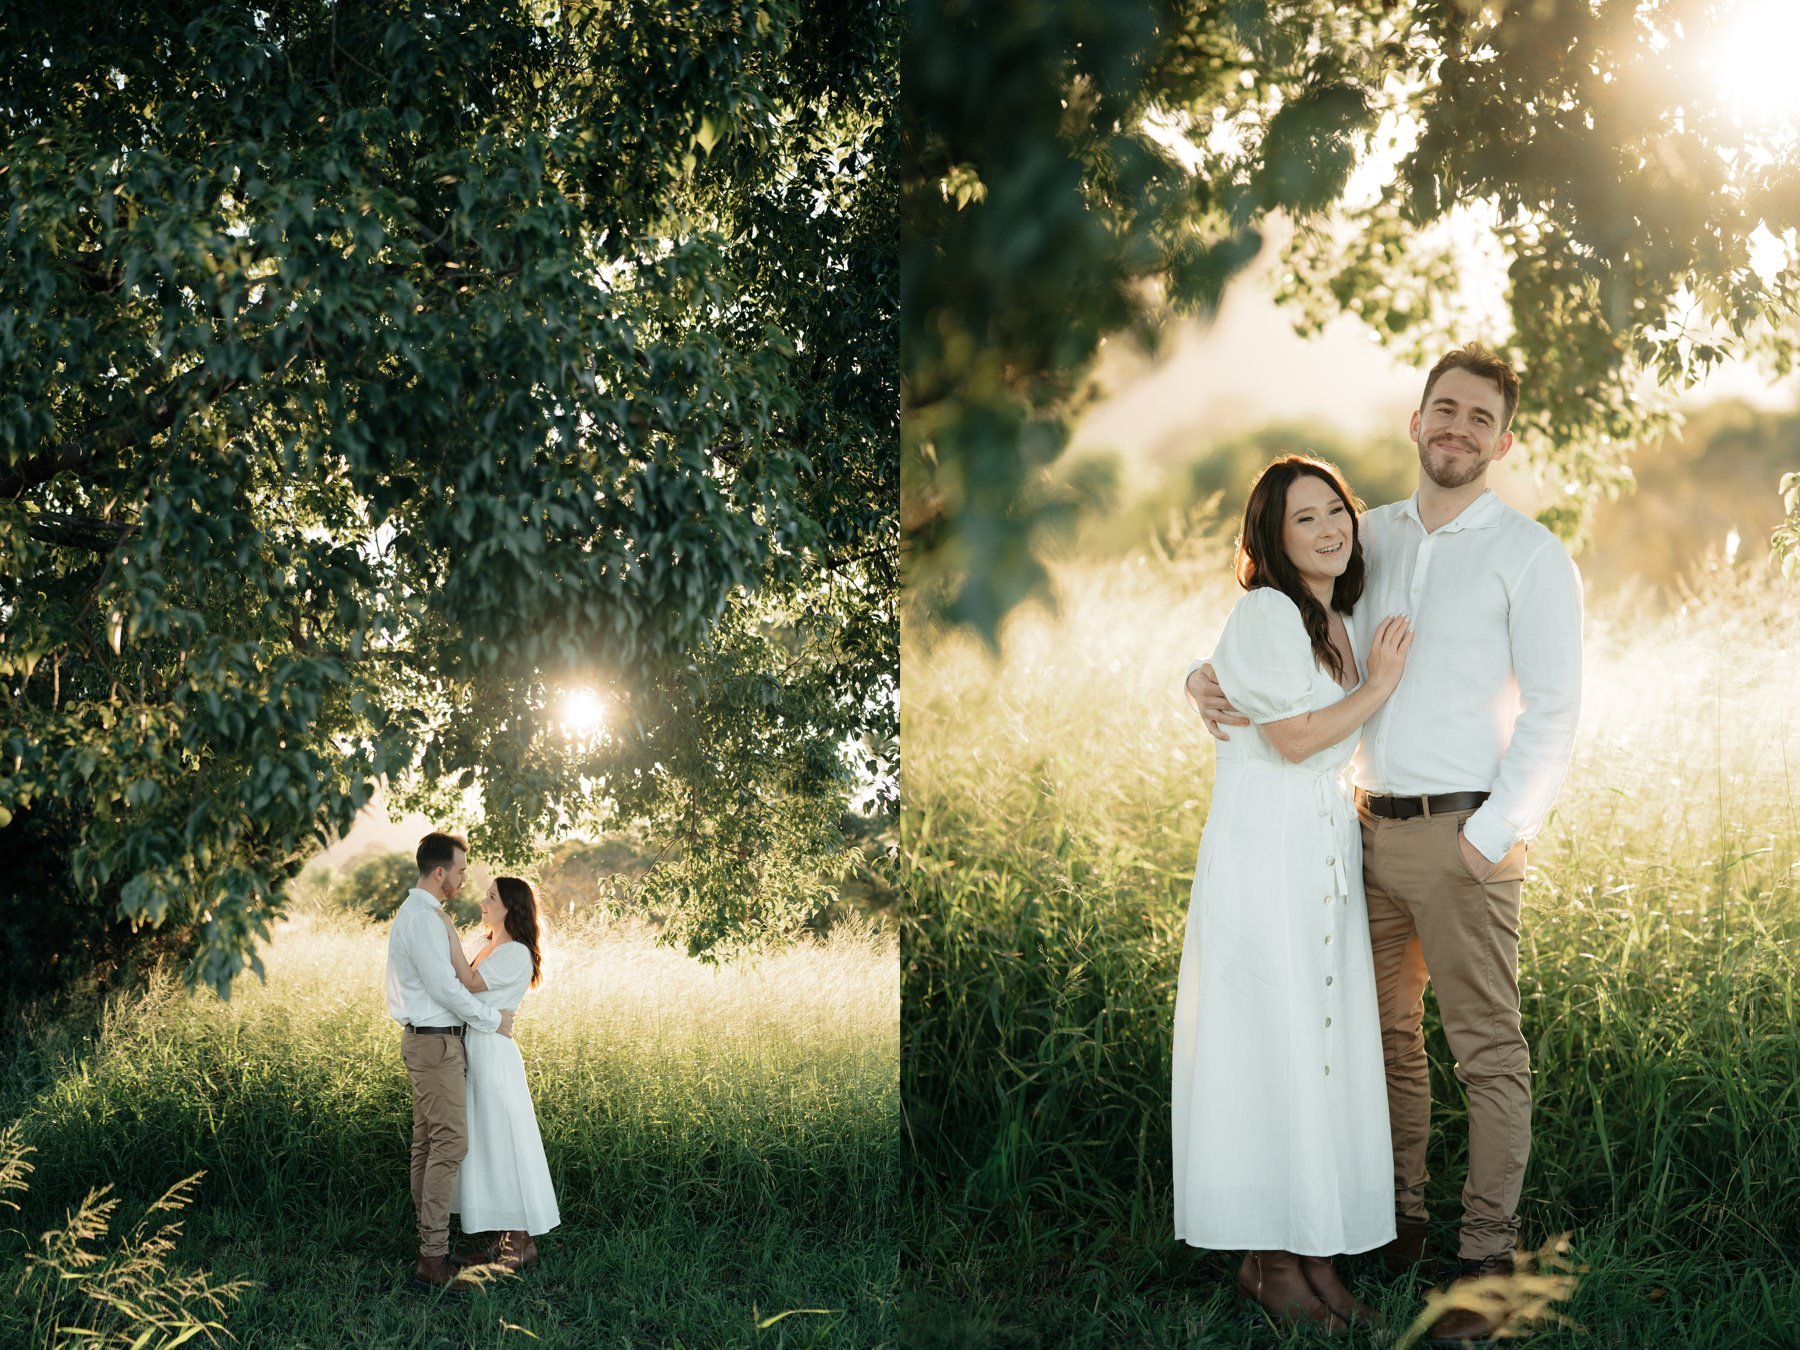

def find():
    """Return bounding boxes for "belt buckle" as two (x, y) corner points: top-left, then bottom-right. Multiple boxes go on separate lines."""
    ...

(1378, 793), (1424, 820)
(1366, 792), (1410, 820)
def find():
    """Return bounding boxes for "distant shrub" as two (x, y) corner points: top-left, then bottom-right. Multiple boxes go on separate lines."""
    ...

(325, 849), (418, 921)
(304, 831), (890, 939)
(323, 849), (480, 926)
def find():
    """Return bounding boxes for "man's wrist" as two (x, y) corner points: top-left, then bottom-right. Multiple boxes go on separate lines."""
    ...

(1460, 814), (1508, 866)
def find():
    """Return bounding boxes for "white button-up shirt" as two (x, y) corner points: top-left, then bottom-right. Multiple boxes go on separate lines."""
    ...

(1353, 490), (1583, 863)
(384, 887), (501, 1033)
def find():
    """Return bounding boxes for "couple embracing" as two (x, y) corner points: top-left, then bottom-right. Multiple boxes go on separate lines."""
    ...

(1172, 344), (1584, 1345)
(384, 831), (562, 1291)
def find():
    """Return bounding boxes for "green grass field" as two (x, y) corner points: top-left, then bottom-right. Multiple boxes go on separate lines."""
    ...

(1, 911), (898, 1348)
(901, 548), (1800, 1347)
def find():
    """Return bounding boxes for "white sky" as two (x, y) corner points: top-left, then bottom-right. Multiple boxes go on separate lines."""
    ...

(310, 793), (440, 871)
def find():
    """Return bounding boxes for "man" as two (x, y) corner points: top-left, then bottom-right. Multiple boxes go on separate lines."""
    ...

(385, 830), (514, 1292)
(1188, 344), (1583, 1346)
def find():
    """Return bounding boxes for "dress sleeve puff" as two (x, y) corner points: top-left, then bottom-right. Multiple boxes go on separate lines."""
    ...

(480, 943), (534, 1009)
(1210, 587), (1319, 725)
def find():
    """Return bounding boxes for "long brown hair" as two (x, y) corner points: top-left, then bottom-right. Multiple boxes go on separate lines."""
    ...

(1235, 456), (1365, 684)
(493, 876), (543, 988)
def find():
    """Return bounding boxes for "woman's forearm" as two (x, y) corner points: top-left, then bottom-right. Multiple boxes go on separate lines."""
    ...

(445, 931), (488, 992)
(1262, 680), (1393, 763)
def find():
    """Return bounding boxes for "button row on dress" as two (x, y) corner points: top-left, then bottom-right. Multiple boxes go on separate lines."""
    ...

(1324, 825), (1343, 1071)
(1322, 833), (1342, 1072)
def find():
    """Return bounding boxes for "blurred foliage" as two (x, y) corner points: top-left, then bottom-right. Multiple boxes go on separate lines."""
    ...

(832, 806), (900, 923)
(1776, 470), (1800, 578)
(0, 1), (897, 995)
(0, 802), (191, 999)
(1584, 399), (1799, 596)
(902, 0), (1800, 640)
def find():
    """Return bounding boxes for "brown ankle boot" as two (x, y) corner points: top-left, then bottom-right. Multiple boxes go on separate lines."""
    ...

(1236, 1251), (1345, 1331)
(1300, 1255), (1381, 1327)
(495, 1230), (539, 1272)
(1380, 1215), (1430, 1275)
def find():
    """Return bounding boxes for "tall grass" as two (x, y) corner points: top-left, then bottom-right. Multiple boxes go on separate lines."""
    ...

(2, 913), (898, 1347)
(901, 547), (1800, 1347)
(0, 1119), (251, 1350)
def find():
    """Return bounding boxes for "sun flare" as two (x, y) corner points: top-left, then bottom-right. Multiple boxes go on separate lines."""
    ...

(1693, 0), (1800, 132)
(556, 687), (608, 736)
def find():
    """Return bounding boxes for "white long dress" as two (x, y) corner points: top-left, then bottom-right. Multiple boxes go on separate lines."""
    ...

(1171, 587), (1394, 1256)
(451, 942), (561, 1236)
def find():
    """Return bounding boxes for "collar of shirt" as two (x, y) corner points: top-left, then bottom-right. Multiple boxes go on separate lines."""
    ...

(404, 886), (442, 911)
(1396, 487), (1503, 535)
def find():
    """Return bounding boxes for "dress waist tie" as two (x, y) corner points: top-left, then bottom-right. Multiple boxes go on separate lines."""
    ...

(1231, 760), (1358, 900)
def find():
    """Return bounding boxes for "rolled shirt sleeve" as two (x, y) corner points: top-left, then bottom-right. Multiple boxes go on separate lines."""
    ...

(1461, 540), (1584, 863)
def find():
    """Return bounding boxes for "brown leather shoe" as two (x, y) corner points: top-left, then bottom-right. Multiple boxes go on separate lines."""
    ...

(1379, 1216), (1430, 1275)
(411, 1252), (469, 1294)
(1425, 1255), (1515, 1345)
(1236, 1251), (1346, 1332)
(1300, 1255), (1381, 1328)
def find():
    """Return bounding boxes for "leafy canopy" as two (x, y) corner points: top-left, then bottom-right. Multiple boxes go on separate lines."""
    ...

(0, 0), (897, 994)
(902, 0), (1800, 637)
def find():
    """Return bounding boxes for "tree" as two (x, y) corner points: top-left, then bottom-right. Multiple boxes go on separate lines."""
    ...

(534, 834), (652, 920)
(0, 0), (897, 996)
(902, 0), (1800, 639)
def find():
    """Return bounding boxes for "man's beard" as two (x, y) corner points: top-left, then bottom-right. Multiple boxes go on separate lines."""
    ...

(1419, 438), (1489, 489)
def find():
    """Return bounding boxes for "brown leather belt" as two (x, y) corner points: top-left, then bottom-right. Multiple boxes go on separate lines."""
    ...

(406, 1024), (465, 1036)
(1356, 790), (1489, 820)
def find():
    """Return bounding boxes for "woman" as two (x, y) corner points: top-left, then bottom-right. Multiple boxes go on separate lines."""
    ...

(1171, 456), (1412, 1331)
(436, 876), (561, 1271)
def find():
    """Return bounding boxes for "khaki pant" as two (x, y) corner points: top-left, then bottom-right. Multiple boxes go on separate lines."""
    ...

(401, 1030), (467, 1258)
(1360, 802), (1530, 1263)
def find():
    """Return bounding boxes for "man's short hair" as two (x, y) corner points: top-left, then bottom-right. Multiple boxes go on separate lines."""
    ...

(416, 832), (467, 876)
(1422, 342), (1521, 429)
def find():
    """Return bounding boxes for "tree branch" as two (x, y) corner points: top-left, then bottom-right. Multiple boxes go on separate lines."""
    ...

(2, 341), (314, 499)
(822, 542), (898, 574)
(26, 512), (139, 554)
(2, 367), (231, 497)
